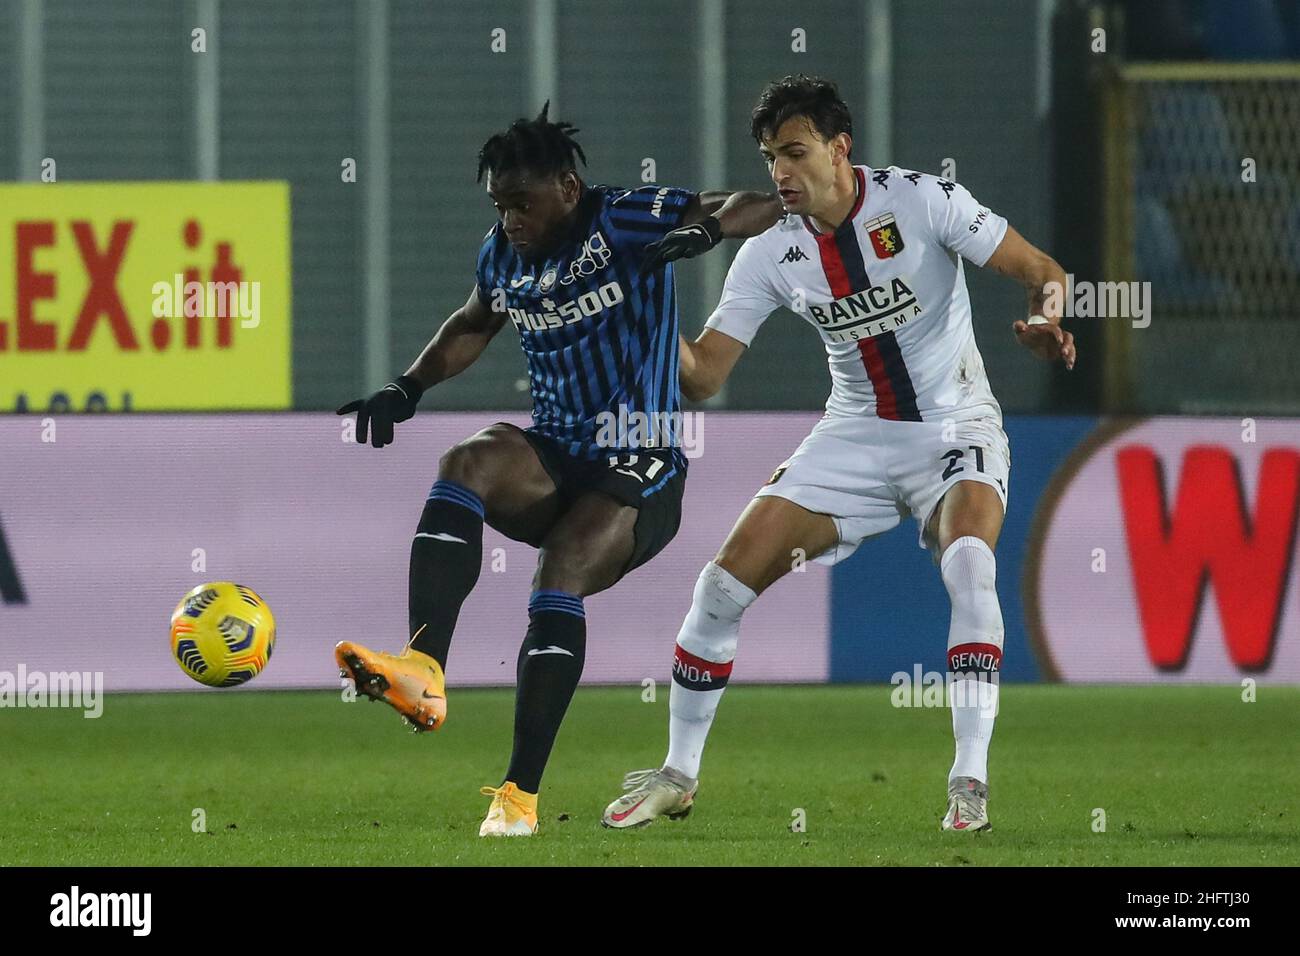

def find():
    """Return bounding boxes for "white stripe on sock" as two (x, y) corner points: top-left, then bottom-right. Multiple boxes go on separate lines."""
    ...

(415, 532), (467, 544)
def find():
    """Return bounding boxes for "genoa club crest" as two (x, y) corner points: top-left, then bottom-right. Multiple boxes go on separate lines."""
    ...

(865, 213), (905, 259)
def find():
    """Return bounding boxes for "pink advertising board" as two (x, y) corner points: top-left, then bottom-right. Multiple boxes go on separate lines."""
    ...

(0, 412), (830, 691)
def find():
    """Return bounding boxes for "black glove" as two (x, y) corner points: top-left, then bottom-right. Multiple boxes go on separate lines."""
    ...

(640, 216), (723, 275)
(335, 374), (424, 448)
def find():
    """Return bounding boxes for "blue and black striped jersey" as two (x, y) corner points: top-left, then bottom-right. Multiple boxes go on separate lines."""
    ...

(475, 184), (696, 466)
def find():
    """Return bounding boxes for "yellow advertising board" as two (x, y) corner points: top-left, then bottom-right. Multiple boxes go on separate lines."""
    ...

(0, 182), (291, 411)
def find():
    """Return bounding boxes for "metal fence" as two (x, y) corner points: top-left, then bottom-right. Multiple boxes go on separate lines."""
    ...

(1102, 62), (1300, 413)
(2, 0), (1114, 414)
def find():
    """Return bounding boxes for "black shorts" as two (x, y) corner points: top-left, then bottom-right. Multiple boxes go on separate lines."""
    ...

(521, 430), (686, 575)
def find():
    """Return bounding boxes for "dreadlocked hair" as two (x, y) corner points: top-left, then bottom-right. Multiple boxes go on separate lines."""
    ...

(476, 101), (587, 183)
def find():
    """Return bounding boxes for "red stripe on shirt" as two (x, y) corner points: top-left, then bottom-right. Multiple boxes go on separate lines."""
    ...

(858, 338), (901, 420)
(811, 225), (901, 419)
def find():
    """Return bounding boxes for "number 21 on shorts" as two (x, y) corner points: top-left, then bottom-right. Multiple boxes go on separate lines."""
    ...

(940, 445), (986, 481)
(607, 452), (666, 484)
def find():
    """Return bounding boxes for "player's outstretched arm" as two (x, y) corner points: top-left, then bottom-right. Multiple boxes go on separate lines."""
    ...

(678, 328), (747, 402)
(406, 285), (509, 387)
(640, 190), (783, 273)
(689, 190), (785, 240)
(984, 225), (1076, 371)
(335, 286), (507, 448)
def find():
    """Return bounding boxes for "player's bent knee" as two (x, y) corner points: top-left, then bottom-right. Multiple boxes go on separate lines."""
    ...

(716, 496), (838, 595)
(437, 425), (520, 496)
(534, 553), (612, 597)
(676, 562), (758, 663)
(533, 563), (585, 597)
(714, 529), (788, 597)
(713, 545), (803, 598)
(933, 480), (1005, 554)
(535, 527), (633, 597)
(437, 444), (488, 496)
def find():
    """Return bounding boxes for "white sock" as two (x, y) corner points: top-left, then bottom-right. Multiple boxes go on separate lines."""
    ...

(940, 536), (1004, 786)
(664, 562), (757, 779)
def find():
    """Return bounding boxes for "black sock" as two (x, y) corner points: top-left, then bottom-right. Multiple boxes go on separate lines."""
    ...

(504, 591), (587, 793)
(407, 480), (484, 670)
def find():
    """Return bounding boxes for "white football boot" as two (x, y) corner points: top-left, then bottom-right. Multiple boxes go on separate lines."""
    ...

(942, 776), (991, 832)
(601, 767), (697, 829)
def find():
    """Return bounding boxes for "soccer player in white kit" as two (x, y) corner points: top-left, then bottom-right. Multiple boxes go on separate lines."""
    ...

(603, 75), (1076, 833)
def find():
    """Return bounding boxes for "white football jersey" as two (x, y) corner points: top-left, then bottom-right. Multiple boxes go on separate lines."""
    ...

(705, 165), (1008, 423)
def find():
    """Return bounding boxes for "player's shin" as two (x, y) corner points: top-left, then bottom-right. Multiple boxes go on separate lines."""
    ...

(408, 480), (485, 669)
(503, 591), (587, 794)
(664, 562), (756, 779)
(940, 536), (1004, 786)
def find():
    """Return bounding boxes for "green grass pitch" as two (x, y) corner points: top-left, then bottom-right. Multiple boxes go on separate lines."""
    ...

(3, 684), (1297, 866)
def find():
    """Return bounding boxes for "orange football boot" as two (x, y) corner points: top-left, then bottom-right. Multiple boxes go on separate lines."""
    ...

(335, 640), (447, 732)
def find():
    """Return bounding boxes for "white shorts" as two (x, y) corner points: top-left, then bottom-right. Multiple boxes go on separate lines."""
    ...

(754, 413), (1011, 563)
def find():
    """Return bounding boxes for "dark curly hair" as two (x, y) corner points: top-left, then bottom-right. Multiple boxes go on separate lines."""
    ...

(750, 74), (853, 157)
(476, 101), (588, 182)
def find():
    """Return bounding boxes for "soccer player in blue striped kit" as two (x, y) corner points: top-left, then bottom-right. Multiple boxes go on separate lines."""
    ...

(334, 104), (783, 836)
